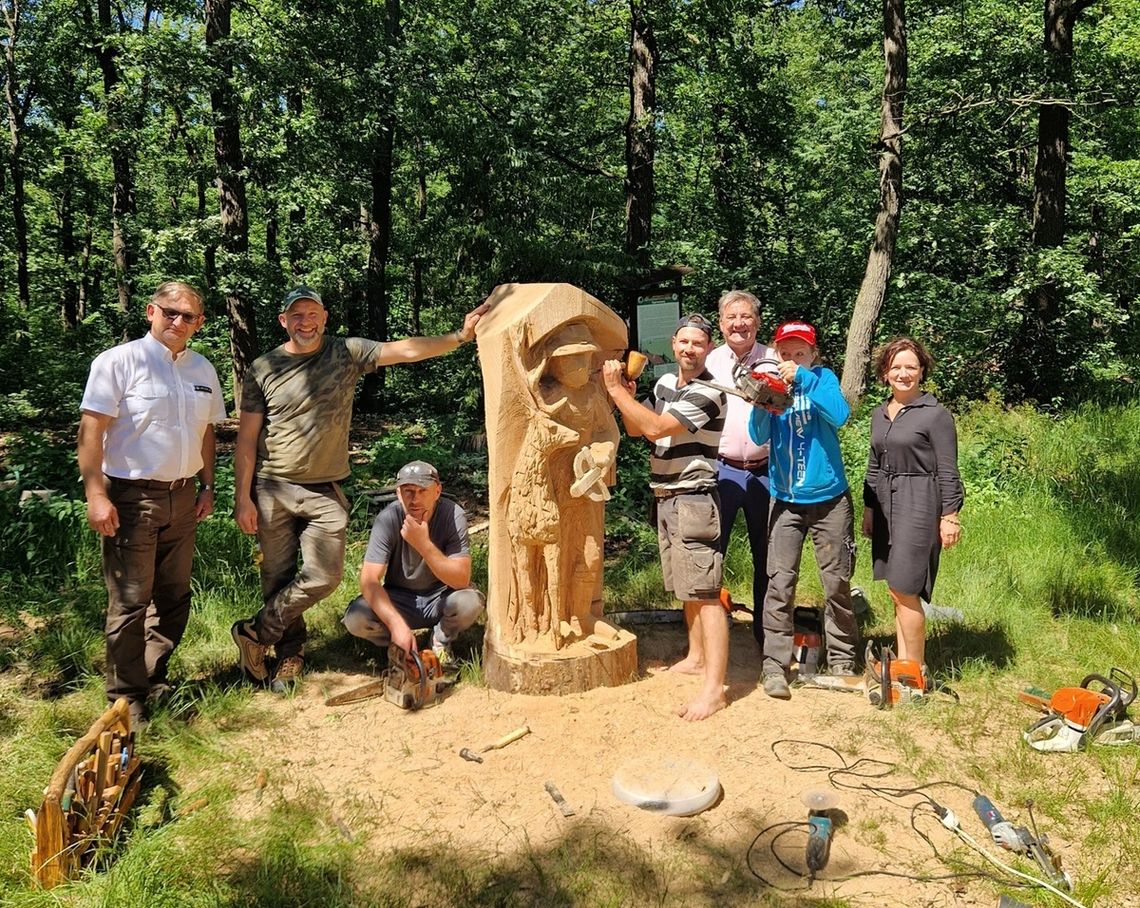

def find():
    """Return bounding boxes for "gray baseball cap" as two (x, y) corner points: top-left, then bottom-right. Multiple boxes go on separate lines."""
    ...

(396, 461), (440, 488)
(281, 285), (324, 312)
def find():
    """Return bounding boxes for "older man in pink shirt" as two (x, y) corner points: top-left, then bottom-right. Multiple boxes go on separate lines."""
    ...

(704, 289), (778, 651)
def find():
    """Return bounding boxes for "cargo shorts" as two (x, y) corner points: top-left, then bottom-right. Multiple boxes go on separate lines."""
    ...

(655, 489), (723, 602)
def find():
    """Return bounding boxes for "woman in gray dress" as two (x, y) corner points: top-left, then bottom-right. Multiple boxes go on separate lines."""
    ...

(861, 338), (964, 670)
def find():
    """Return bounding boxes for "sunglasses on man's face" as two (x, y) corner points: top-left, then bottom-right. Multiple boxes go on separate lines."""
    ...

(155, 306), (203, 324)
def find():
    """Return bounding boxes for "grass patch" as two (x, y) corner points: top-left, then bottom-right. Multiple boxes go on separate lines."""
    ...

(2, 401), (1140, 904)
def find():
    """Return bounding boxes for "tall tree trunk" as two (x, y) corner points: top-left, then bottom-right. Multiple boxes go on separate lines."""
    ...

(1030, 0), (1095, 250)
(171, 100), (216, 291)
(88, 0), (136, 314)
(411, 135), (426, 337)
(1012, 0), (1096, 401)
(361, 0), (400, 410)
(286, 90), (305, 278)
(839, 0), (907, 406)
(3, 0), (30, 308)
(625, 0), (657, 276)
(60, 116), (80, 327)
(206, 0), (257, 407)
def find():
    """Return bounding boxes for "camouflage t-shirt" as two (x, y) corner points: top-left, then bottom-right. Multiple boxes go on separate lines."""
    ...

(242, 336), (384, 483)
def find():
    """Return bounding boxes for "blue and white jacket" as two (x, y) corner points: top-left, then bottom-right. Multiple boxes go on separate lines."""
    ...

(748, 365), (850, 504)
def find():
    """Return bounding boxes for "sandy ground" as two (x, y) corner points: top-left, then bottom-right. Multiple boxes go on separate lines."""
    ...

(230, 619), (1127, 907)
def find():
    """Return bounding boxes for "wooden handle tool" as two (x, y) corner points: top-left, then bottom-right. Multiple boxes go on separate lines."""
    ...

(481, 725), (531, 753)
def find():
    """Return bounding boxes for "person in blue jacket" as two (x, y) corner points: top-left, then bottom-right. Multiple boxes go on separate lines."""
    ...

(748, 321), (859, 699)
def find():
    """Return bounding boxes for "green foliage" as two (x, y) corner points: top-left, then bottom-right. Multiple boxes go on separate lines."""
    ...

(1, 0), (1137, 421)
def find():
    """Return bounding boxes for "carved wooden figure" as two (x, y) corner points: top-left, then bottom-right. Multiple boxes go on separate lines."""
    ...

(477, 284), (637, 693)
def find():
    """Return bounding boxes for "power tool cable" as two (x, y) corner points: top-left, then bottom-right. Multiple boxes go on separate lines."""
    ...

(744, 739), (1070, 899)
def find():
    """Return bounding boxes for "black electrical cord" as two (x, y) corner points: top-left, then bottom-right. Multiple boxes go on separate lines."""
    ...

(744, 739), (1037, 892)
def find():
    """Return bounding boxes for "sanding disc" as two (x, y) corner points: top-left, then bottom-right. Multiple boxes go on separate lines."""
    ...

(612, 756), (721, 816)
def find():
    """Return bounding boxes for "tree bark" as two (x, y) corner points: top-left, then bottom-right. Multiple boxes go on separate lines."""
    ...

(1011, 0), (1096, 400)
(361, 0), (400, 410)
(206, 0), (257, 407)
(3, 0), (30, 308)
(286, 90), (305, 279)
(840, 0), (907, 406)
(60, 113), (80, 327)
(1030, 0), (1095, 250)
(88, 0), (136, 314)
(411, 135), (426, 337)
(625, 0), (657, 277)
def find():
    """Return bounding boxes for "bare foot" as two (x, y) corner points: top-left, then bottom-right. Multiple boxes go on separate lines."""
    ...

(676, 690), (728, 721)
(664, 655), (704, 676)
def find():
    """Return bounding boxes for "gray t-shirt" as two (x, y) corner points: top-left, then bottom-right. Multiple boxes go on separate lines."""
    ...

(242, 336), (384, 484)
(364, 497), (470, 594)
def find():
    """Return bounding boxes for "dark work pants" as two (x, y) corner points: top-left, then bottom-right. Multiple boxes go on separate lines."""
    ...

(103, 479), (198, 706)
(763, 492), (858, 676)
(717, 460), (770, 647)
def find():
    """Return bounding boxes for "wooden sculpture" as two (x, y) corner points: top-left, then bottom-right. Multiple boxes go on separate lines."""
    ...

(477, 283), (637, 693)
(29, 698), (142, 887)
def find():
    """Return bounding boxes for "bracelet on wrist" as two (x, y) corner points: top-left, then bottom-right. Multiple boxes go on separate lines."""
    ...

(940, 516), (958, 524)
(200, 484), (214, 493)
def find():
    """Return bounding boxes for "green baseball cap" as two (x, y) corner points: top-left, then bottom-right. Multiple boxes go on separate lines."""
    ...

(281, 286), (324, 312)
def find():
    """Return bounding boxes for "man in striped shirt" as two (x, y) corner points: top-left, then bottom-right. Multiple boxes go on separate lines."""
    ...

(603, 314), (728, 720)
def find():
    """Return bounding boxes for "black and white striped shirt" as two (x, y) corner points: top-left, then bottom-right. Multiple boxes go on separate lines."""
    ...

(647, 370), (726, 492)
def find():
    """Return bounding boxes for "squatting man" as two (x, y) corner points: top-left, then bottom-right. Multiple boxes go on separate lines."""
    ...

(341, 460), (485, 665)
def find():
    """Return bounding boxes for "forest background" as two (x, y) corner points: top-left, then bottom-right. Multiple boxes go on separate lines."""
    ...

(1, 0), (1138, 422)
(3, 1), (1140, 904)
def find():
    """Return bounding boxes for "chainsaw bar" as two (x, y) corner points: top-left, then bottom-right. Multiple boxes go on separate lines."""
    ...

(324, 680), (387, 707)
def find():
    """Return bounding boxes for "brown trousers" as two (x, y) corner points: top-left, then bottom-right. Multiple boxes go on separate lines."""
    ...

(102, 479), (198, 705)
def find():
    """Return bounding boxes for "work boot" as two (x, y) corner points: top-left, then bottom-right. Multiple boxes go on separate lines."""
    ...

(270, 655), (304, 693)
(127, 699), (149, 734)
(232, 619), (269, 683)
(762, 671), (791, 700)
(827, 661), (858, 678)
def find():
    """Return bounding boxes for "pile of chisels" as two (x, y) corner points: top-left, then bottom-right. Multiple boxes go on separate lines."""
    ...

(28, 698), (143, 888)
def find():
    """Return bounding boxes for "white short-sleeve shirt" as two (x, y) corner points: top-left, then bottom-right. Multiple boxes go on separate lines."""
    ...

(80, 332), (227, 481)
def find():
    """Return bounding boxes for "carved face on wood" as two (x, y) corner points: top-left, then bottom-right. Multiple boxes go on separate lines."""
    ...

(547, 352), (594, 389)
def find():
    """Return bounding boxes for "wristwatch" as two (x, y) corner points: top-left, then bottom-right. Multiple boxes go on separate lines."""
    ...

(200, 484), (214, 493)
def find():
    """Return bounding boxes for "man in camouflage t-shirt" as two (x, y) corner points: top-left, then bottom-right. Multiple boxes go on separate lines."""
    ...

(231, 285), (488, 692)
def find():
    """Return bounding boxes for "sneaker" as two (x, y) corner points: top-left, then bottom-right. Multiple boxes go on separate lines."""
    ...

(232, 619), (269, 683)
(762, 672), (792, 700)
(270, 655), (304, 693)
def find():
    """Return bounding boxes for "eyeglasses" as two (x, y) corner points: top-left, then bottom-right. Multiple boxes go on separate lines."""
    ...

(156, 306), (202, 324)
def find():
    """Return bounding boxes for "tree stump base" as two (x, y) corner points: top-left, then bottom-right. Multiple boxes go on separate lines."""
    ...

(484, 627), (638, 694)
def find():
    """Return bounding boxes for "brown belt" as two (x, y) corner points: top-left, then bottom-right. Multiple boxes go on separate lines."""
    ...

(718, 455), (768, 472)
(109, 475), (194, 491)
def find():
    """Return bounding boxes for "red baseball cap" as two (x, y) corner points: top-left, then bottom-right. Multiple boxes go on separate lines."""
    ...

(773, 320), (817, 347)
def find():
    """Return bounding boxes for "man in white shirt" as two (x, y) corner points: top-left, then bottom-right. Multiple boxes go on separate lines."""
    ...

(77, 282), (227, 727)
(704, 290), (778, 651)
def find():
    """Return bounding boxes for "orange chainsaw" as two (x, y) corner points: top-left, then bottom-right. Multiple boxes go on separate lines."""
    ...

(1021, 668), (1136, 752)
(691, 357), (793, 411)
(865, 641), (926, 708)
(325, 644), (454, 710)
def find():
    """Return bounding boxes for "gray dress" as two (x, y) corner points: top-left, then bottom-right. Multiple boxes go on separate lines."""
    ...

(863, 392), (964, 600)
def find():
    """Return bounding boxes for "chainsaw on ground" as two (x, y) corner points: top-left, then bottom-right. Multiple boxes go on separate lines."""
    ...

(864, 641), (926, 708)
(1021, 667), (1137, 752)
(324, 643), (455, 710)
(690, 358), (794, 411)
